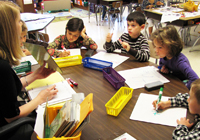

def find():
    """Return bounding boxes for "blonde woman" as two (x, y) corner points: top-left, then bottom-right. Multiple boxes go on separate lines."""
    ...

(0, 1), (58, 139)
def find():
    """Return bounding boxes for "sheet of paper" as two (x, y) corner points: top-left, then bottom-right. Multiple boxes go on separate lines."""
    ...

(58, 48), (81, 56)
(118, 66), (169, 89)
(91, 52), (129, 68)
(26, 71), (65, 91)
(114, 132), (136, 140)
(35, 106), (45, 138)
(20, 55), (38, 65)
(23, 0), (32, 5)
(130, 93), (187, 127)
(28, 81), (76, 107)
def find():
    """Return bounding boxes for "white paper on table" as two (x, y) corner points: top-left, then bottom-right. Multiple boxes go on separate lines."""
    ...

(91, 52), (129, 68)
(34, 106), (45, 138)
(28, 81), (76, 107)
(118, 66), (170, 89)
(114, 132), (136, 140)
(161, 12), (181, 23)
(130, 93), (187, 127)
(58, 48), (81, 56)
(20, 55), (38, 65)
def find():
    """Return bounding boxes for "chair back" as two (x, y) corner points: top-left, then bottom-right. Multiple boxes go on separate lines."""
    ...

(112, 1), (123, 9)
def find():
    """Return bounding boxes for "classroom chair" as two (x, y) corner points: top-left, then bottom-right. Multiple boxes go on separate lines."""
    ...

(0, 117), (35, 138)
(190, 31), (200, 52)
(106, 1), (123, 29)
(148, 40), (160, 64)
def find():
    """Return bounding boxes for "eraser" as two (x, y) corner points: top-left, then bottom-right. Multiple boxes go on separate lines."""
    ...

(145, 81), (164, 91)
(85, 49), (94, 57)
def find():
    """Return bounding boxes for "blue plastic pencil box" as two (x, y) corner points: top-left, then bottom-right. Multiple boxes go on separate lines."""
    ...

(82, 57), (113, 71)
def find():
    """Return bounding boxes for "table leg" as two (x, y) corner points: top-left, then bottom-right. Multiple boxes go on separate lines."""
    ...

(88, 2), (90, 23)
(95, 4), (98, 25)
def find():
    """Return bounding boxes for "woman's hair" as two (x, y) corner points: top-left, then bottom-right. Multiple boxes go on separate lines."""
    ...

(0, 1), (23, 65)
(150, 25), (183, 57)
(21, 20), (28, 32)
(191, 79), (200, 105)
(65, 18), (84, 33)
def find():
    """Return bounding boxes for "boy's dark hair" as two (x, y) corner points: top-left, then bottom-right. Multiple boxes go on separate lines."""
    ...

(126, 11), (146, 26)
(65, 18), (84, 33)
(191, 79), (200, 104)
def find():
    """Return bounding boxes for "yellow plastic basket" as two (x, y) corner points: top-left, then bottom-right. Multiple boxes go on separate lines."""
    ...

(105, 87), (133, 116)
(37, 105), (81, 140)
(54, 55), (82, 68)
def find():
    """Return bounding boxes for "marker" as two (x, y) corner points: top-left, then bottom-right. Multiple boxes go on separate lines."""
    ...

(68, 78), (78, 86)
(156, 87), (163, 111)
(61, 45), (67, 51)
(66, 78), (73, 88)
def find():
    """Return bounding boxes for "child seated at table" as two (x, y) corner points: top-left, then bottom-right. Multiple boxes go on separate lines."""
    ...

(47, 18), (98, 58)
(152, 78), (200, 139)
(141, 0), (165, 36)
(151, 25), (199, 89)
(20, 20), (31, 56)
(103, 11), (150, 62)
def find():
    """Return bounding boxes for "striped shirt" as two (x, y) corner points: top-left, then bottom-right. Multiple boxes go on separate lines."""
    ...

(169, 93), (200, 140)
(103, 33), (150, 62)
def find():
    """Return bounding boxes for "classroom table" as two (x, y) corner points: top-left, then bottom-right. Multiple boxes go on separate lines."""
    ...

(49, 49), (190, 139)
(21, 13), (55, 40)
(144, 8), (200, 44)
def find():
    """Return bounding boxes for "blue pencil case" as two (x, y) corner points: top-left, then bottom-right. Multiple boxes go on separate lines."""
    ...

(82, 57), (113, 71)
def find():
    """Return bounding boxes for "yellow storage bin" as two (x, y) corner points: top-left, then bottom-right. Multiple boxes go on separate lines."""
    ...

(37, 105), (81, 140)
(105, 87), (133, 116)
(54, 55), (82, 68)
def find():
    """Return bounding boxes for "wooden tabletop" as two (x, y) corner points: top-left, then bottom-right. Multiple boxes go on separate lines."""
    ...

(56, 49), (190, 139)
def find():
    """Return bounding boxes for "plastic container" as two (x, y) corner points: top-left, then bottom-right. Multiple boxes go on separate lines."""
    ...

(13, 61), (31, 73)
(105, 87), (133, 116)
(102, 67), (125, 89)
(54, 55), (82, 68)
(82, 57), (113, 71)
(37, 105), (81, 140)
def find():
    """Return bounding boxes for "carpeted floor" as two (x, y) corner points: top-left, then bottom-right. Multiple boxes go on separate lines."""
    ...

(43, 7), (96, 23)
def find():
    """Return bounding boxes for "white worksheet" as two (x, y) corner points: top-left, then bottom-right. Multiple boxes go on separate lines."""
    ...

(118, 66), (170, 89)
(28, 81), (76, 107)
(130, 93), (187, 127)
(58, 48), (81, 56)
(20, 55), (38, 65)
(91, 51), (129, 68)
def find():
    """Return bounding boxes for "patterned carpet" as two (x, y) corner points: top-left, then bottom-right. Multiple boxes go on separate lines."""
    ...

(43, 7), (96, 23)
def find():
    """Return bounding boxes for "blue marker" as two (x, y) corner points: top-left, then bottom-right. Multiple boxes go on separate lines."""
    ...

(156, 87), (163, 111)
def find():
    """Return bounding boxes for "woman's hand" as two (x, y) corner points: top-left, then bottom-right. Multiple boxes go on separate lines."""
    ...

(36, 85), (58, 104)
(106, 33), (113, 43)
(81, 26), (86, 38)
(32, 62), (55, 80)
(152, 100), (171, 110)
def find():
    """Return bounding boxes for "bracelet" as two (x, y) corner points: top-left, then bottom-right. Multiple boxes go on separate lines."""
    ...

(25, 76), (28, 87)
